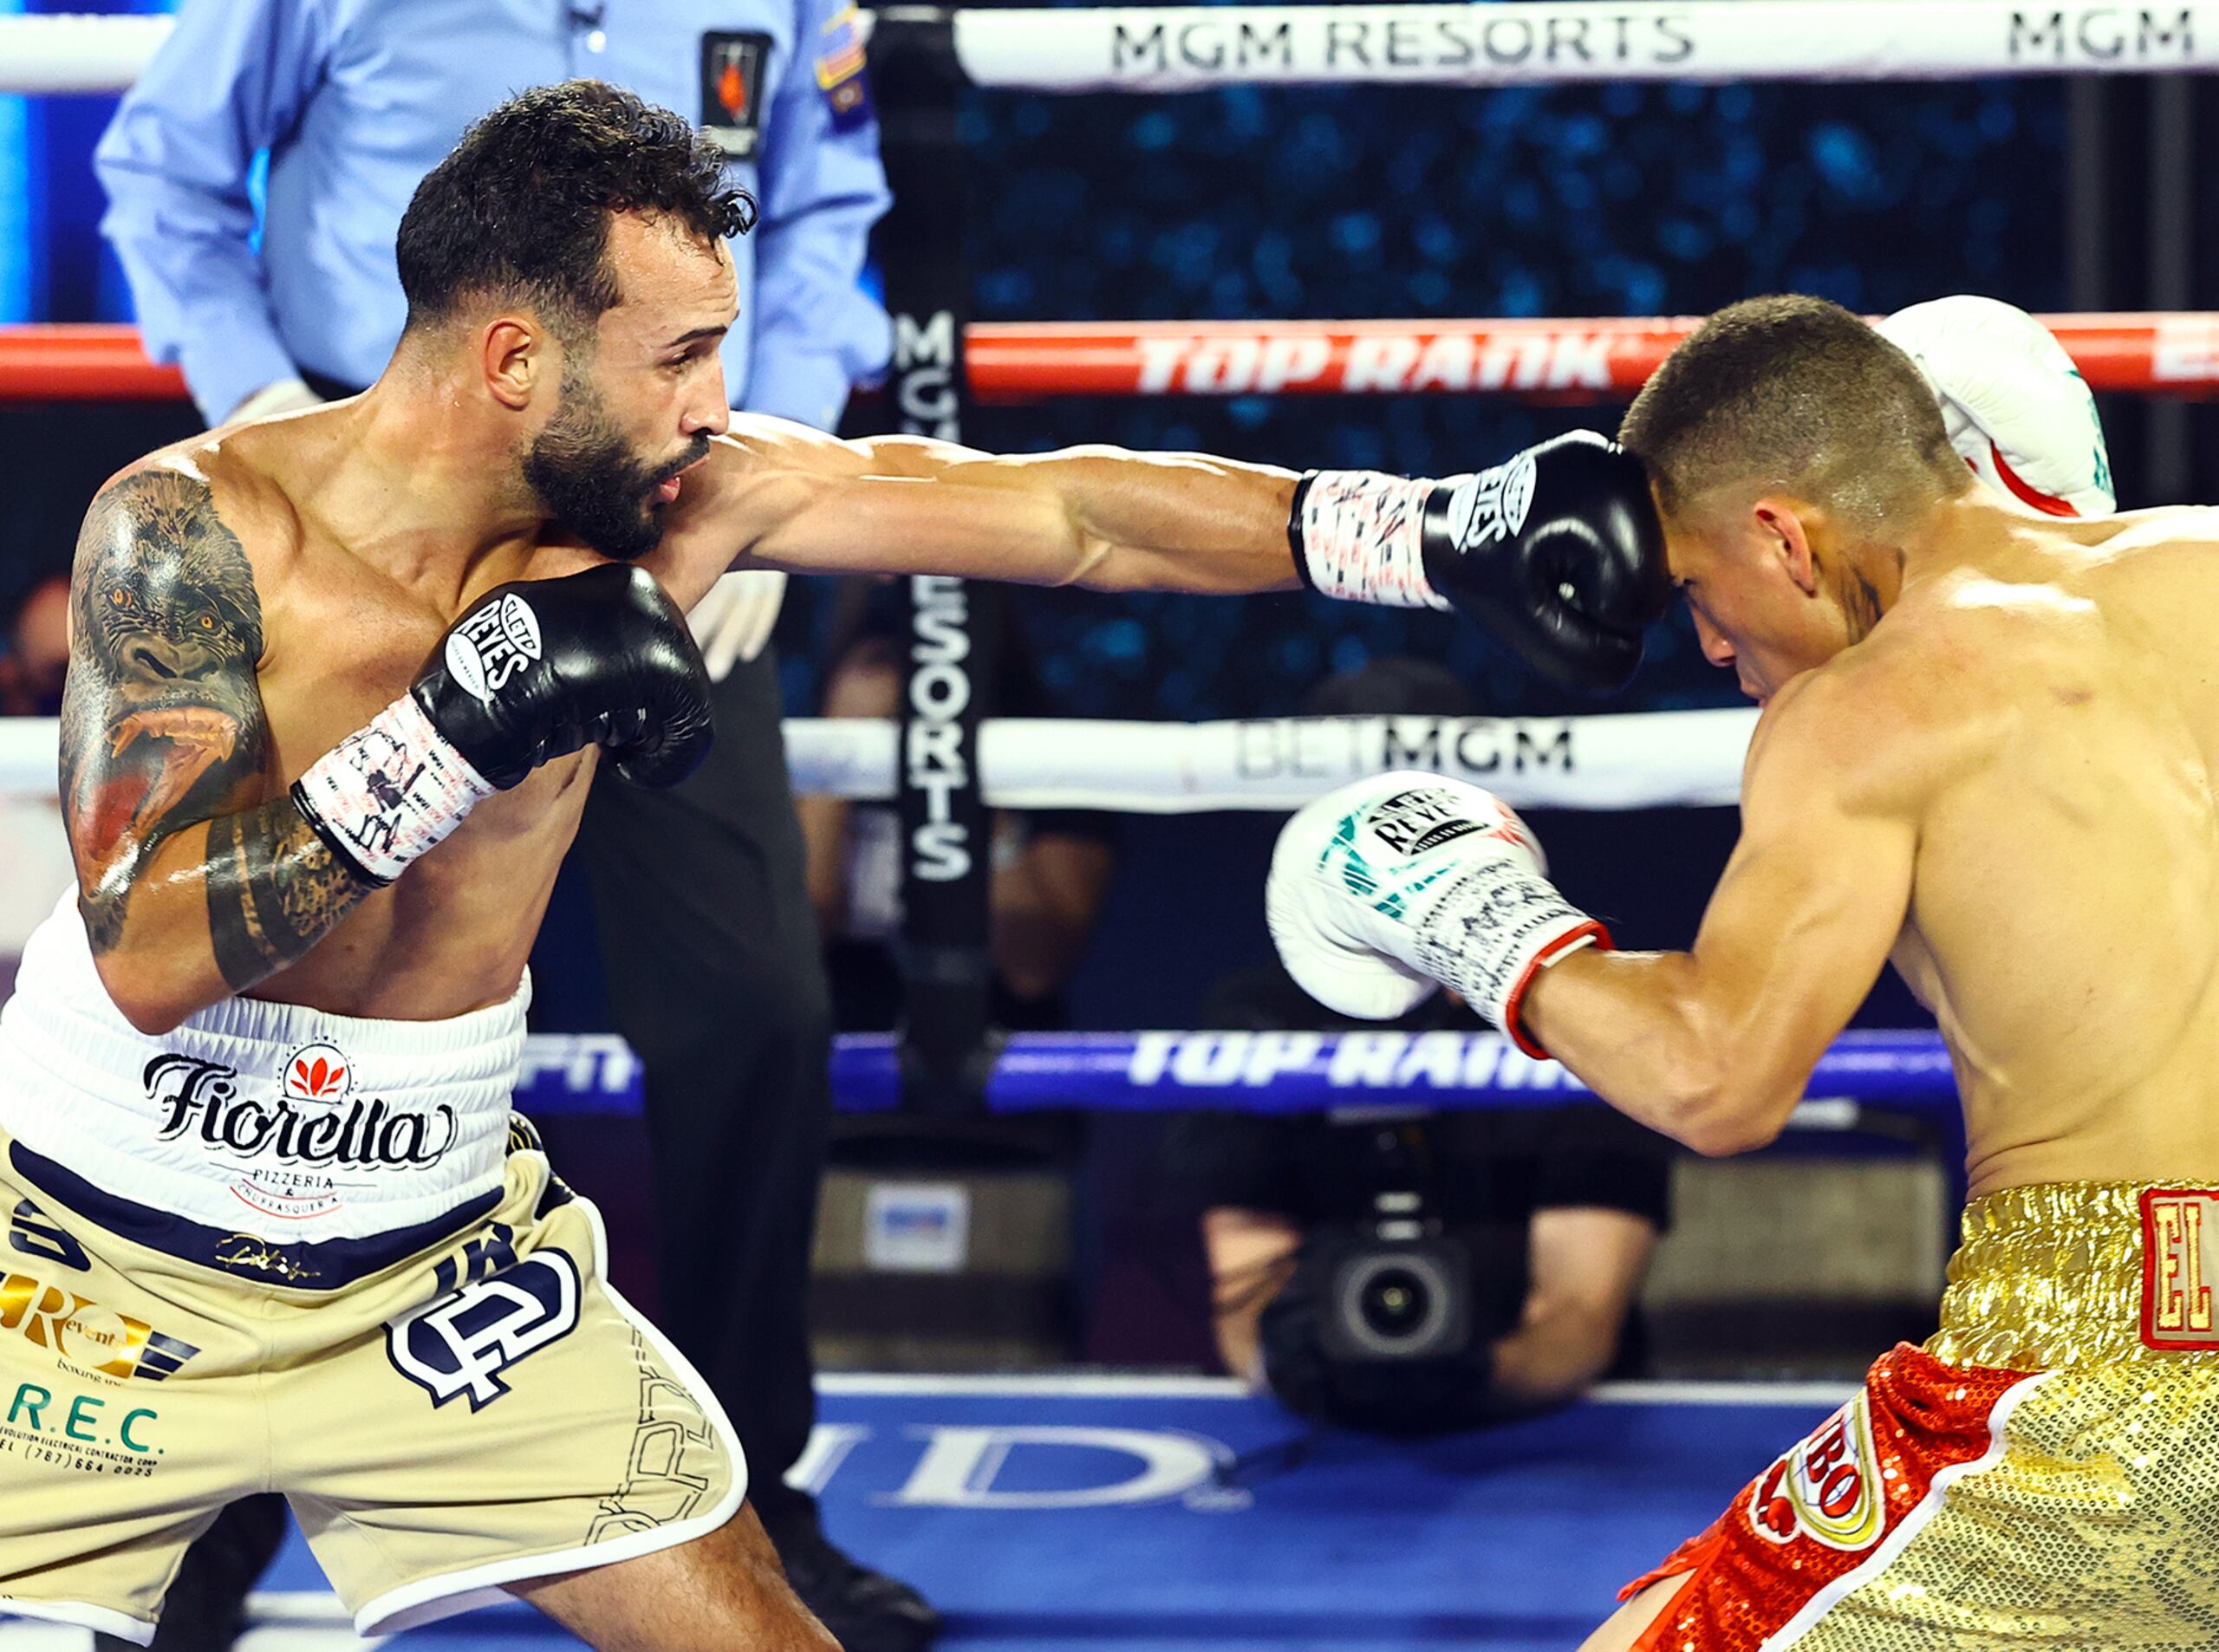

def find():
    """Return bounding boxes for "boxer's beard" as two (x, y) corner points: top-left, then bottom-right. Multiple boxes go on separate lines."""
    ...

(524, 372), (708, 561)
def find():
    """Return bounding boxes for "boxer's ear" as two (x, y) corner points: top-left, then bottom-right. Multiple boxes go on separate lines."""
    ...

(1751, 498), (1819, 596)
(478, 315), (542, 411)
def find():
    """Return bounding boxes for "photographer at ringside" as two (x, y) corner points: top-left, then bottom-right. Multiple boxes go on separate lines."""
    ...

(1166, 660), (1672, 1433)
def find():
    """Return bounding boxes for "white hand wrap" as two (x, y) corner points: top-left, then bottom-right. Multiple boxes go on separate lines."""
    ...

(290, 694), (495, 888)
(1266, 772), (1607, 1053)
(1290, 471), (1449, 609)
(1875, 296), (2115, 518)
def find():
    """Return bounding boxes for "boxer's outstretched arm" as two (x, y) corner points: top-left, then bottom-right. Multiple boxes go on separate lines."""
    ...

(59, 469), (367, 1032)
(1519, 668), (1921, 1154)
(669, 420), (1304, 604)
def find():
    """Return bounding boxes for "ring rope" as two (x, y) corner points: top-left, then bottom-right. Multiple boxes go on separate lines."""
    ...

(9, 5), (2219, 96)
(512, 1026), (1956, 1115)
(6, 318), (2218, 402)
(842, 1027), (1955, 1112)
(0, 711), (1758, 812)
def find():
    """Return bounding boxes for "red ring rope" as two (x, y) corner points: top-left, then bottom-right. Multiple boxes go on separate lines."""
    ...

(5, 316), (2216, 403)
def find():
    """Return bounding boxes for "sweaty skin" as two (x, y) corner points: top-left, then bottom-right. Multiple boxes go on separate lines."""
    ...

(1520, 492), (2219, 1198)
(60, 211), (1299, 1034)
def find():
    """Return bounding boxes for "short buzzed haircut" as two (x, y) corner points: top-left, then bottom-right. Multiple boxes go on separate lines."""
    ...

(1618, 296), (1969, 530)
(396, 80), (755, 344)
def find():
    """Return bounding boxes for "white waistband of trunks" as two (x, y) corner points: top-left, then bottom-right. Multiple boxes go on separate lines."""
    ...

(0, 888), (525, 1246)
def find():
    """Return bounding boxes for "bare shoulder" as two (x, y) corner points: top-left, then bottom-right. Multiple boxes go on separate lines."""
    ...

(62, 443), (290, 949)
(1747, 621), (2005, 821)
(76, 454), (264, 647)
(82, 425), (308, 592)
(2084, 502), (2219, 553)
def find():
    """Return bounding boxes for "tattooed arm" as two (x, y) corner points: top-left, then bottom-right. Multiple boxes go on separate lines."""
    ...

(60, 467), (367, 1033)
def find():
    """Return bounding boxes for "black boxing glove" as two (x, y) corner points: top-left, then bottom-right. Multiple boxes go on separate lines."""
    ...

(1287, 430), (1669, 693)
(290, 563), (713, 887)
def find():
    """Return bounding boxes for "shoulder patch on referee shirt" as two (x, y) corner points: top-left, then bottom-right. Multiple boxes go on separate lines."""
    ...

(815, 3), (873, 133)
(701, 31), (772, 159)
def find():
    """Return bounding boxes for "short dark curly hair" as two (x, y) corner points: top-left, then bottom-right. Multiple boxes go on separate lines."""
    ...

(396, 80), (756, 343)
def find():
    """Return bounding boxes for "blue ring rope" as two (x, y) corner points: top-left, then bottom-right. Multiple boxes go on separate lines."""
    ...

(514, 1028), (1955, 1118)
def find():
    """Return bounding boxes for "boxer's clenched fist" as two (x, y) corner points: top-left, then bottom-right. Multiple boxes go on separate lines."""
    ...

(291, 563), (713, 887)
(412, 563), (713, 790)
(1266, 772), (1608, 1053)
(1876, 296), (2114, 518)
(1288, 431), (1670, 693)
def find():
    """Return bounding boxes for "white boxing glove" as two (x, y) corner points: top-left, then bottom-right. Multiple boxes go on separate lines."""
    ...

(1266, 772), (1608, 1052)
(688, 568), (789, 682)
(1875, 296), (2113, 518)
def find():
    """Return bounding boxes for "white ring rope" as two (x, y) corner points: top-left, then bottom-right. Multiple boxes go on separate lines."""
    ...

(9, 4), (2216, 97)
(0, 710), (1754, 813)
(0, 15), (171, 95)
(947, 2), (2219, 90)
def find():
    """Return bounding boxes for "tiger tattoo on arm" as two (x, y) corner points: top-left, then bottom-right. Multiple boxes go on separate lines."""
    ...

(60, 467), (367, 989)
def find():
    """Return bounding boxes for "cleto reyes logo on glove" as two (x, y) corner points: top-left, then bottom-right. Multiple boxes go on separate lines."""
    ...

(1363, 787), (1530, 860)
(1443, 451), (1537, 553)
(444, 594), (543, 704)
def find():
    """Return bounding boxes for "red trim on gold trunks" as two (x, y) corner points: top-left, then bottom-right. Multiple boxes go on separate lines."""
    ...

(2140, 1189), (2219, 1351)
(1615, 1344), (2034, 1651)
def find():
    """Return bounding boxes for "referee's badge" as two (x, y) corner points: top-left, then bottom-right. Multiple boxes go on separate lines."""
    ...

(815, 3), (874, 133)
(700, 31), (772, 158)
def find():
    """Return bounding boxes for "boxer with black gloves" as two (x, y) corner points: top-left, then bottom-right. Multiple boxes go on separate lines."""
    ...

(694, 425), (1669, 698)
(10, 82), (1678, 1650)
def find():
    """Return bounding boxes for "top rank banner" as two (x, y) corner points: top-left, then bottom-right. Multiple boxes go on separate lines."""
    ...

(949, 2), (2219, 92)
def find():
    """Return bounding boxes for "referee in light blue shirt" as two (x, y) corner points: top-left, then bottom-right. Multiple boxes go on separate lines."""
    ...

(94, 7), (925, 1651)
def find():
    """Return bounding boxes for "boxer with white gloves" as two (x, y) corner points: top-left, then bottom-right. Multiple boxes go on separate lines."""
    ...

(1876, 294), (2114, 517)
(1275, 295), (2219, 1652)
(1266, 772), (1605, 1055)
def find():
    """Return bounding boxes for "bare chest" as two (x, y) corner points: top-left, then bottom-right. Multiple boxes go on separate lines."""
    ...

(1897, 690), (2219, 1090)
(240, 556), (599, 1015)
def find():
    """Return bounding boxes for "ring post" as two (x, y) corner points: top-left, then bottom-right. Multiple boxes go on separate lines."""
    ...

(875, 6), (1005, 1115)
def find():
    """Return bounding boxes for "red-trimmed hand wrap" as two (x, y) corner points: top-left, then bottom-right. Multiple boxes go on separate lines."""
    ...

(290, 694), (495, 888)
(1266, 771), (1608, 1056)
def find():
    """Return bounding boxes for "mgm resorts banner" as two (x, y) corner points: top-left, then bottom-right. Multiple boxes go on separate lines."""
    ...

(948, 2), (2216, 92)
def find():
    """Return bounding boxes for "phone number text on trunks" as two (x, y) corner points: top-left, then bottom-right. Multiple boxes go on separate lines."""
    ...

(0, 1381), (161, 1476)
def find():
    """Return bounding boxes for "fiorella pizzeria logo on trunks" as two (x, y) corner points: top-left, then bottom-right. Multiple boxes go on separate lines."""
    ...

(141, 1043), (460, 1219)
(443, 591), (542, 703)
(1748, 1390), (1886, 1551)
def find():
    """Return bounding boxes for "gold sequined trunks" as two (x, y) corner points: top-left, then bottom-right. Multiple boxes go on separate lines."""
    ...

(1623, 1181), (2219, 1650)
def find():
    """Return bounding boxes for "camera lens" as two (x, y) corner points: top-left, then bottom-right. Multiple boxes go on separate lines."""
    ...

(1331, 1248), (1454, 1357)
(1359, 1265), (1433, 1339)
